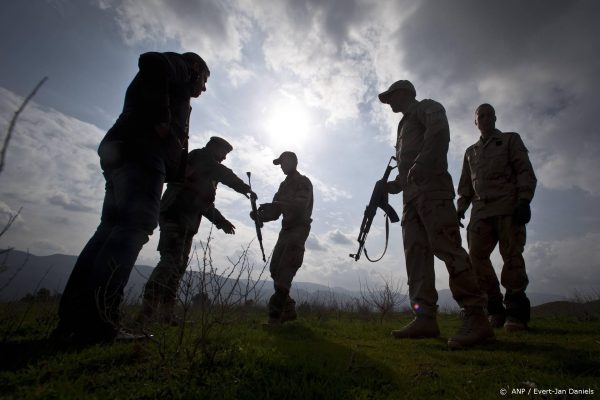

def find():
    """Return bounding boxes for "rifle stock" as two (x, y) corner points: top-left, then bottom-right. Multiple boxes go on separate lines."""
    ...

(350, 156), (399, 262)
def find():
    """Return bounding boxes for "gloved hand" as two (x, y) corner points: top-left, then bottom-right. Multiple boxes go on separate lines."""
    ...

(386, 176), (403, 194)
(457, 209), (466, 228)
(513, 199), (531, 225)
(217, 219), (236, 234)
(257, 202), (281, 221)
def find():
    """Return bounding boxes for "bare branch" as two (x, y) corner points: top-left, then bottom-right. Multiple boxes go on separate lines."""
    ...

(0, 77), (48, 175)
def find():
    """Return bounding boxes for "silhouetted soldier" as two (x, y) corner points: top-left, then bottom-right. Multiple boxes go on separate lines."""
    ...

(457, 103), (537, 332)
(140, 136), (255, 324)
(52, 52), (210, 344)
(251, 151), (313, 325)
(379, 80), (493, 349)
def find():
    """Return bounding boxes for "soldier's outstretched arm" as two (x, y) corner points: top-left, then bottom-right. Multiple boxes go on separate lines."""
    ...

(213, 164), (254, 197)
(203, 205), (235, 234)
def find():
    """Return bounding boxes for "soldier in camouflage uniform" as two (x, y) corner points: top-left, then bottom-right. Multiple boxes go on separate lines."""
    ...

(457, 103), (537, 332)
(379, 80), (493, 349)
(140, 136), (255, 323)
(251, 151), (313, 325)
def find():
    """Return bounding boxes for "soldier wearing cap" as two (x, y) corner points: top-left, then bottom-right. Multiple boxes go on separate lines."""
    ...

(53, 51), (210, 344)
(457, 103), (537, 332)
(379, 80), (493, 349)
(250, 151), (313, 324)
(139, 136), (256, 324)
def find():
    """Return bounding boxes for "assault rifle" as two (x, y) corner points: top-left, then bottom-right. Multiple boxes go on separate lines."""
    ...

(349, 156), (400, 262)
(247, 172), (266, 262)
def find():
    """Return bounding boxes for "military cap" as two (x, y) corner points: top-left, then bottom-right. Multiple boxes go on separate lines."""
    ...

(273, 151), (298, 165)
(207, 136), (233, 152)
(378, 80), (416, 103)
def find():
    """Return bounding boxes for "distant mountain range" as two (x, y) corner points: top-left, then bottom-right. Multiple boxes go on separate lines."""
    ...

(0, 249), (567, 310)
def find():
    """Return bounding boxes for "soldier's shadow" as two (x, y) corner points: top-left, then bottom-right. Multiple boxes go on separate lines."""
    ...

(259, 323), (400, 398)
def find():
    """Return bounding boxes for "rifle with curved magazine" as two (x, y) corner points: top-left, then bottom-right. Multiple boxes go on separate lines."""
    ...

(350, 156), (400, 262)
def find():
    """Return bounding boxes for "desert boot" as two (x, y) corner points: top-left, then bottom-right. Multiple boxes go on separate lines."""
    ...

(391, 316), (440, 339)
(448, 307), (495, 350)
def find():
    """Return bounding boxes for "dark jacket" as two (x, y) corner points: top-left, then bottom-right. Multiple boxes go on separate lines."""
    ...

(99, 52), (194, 182)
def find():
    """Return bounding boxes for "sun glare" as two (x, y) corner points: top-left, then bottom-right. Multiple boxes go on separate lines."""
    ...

(264, 96), (312, 151)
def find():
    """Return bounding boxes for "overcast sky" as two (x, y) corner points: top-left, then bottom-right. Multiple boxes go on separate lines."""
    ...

(1, 0), (599, 297)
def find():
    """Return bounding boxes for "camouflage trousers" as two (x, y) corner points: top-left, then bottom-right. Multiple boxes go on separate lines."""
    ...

(467, 215), (530, 322)
(402, 196), (486, 317)
(141, 220), (197, 320)
(268, 224), (310, 319)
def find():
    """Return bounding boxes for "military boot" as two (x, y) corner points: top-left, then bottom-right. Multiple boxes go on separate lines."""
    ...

(504, 316), (527, 332)
(391, 315), (440, 339)
(487, 297), (506, 329)
(448, 307), (495, 350)
(281, 298), (297, 323)
(488, 313), (506, 329)
(504, 291), (530, 332)
(136, 300), (156, 327)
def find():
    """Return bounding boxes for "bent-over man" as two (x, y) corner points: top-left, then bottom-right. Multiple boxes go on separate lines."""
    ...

(53, 52), (210, 345)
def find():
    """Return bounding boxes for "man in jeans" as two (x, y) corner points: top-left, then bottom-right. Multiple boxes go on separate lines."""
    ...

(52, 52), (210, 345)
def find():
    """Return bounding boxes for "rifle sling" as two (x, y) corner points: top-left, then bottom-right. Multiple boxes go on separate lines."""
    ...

(364, 214), (390, 263)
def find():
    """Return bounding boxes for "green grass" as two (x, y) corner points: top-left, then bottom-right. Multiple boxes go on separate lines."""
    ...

(1, 305), (599, 399)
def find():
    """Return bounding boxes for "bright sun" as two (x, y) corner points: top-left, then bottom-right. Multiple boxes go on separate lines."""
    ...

(264, 96), (312, 151)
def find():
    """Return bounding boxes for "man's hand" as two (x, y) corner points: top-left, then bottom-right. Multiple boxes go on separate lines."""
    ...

(218, 219), (236, 234)
(386, 178), (403, 194)
(457, 209), (465, 228)
(513, 199), (531, 225)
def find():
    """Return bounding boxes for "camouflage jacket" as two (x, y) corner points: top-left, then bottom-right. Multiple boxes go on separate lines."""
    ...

(267, 171), (313, 230)
(457, 129), (537, 220)
(395, 99), (456, 204)
(160, 147), (250, 231)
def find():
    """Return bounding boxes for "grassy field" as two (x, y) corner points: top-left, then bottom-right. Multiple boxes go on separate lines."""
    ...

(1, 303), (599, 400)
